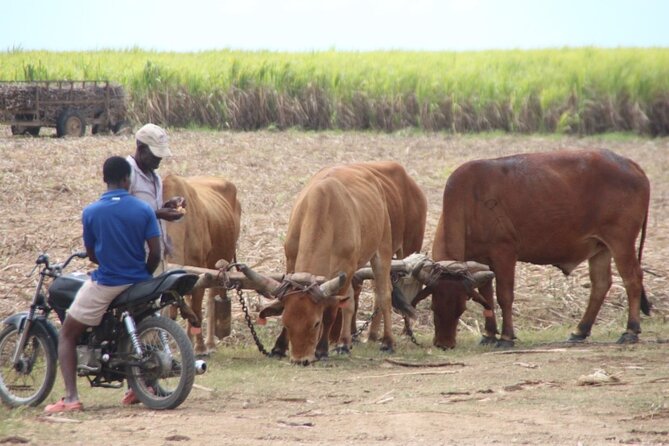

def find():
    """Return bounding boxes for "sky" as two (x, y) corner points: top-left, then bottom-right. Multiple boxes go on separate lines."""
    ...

(1, 0), (668, 52)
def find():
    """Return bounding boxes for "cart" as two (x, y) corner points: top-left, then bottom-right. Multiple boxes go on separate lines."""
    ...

(0, 80), (128, 137)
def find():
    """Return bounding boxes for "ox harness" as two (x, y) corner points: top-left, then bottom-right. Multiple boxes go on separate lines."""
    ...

(420, 262), (493, 312)
(225, 263), (423, 356)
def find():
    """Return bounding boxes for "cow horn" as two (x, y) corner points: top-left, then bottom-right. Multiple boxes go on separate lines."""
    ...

(471, 270), (495, 286)
(461, 261), (495, 287)
(237, 264), (282, 295)
(411, 258), (434, 284)
(402, 252), (430, 272)
(464, 261), (492, 273)
(319, 272), (347, 297)
(412, 259), (493, 286)
(286, 272), (325, 285)
(354, 253), (429, 283)
(353, 267), (375, 282)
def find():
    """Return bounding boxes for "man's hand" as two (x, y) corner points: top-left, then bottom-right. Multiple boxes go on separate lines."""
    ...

(163, 196), (186, 210)
(156, 207), (185, 221)
(158, 196), (186, 221)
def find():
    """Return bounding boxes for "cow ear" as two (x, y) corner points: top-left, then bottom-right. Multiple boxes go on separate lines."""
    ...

(259, 300), (284, 319)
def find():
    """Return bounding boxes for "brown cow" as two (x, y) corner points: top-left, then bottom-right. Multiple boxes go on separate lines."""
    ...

(347, 161), (427, 338)
(412, 149), (651, 349)
(163, 174), (242, 355)
(241, 161), (424, 364)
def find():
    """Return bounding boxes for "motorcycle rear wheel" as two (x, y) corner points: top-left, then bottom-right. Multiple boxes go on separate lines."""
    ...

(0, 324), (57, 407)
(125, 316), (195, 410)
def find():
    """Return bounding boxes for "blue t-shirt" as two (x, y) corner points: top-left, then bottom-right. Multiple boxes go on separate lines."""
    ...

(82, 189), (161, 286)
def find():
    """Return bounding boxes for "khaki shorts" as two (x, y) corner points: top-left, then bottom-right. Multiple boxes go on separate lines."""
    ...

(67, 280), (131, 326)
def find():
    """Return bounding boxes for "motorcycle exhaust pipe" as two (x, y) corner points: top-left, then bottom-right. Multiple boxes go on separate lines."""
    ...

(195, 359), (207, 375)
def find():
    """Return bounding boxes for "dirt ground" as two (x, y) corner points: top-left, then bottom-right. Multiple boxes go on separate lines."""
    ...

(1, 128), (668, 445)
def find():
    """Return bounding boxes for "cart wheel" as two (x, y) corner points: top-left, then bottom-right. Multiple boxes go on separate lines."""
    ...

(57, 110), (86, 137)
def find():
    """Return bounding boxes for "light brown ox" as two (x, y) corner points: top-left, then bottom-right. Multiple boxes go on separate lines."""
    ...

(411, 149), (651, 349)
(343, 161), (427, 340)
(240, 161), (424, 364)
(163, 174), (241, 355)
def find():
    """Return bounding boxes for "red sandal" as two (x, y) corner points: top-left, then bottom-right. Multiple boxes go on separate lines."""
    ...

(121, 388), (140, 405)
(44, 398), (84, 414)
(122, 386), (155, 405)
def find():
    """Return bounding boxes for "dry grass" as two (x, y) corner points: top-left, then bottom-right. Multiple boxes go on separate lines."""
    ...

(1, 128), (668, 345)
(128, 87), (669, 135)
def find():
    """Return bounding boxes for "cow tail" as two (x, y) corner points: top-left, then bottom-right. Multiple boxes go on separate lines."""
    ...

(638, 207), (651, 316)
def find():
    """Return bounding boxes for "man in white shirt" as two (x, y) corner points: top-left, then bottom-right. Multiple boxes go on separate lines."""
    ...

(126, 123), (185, 261)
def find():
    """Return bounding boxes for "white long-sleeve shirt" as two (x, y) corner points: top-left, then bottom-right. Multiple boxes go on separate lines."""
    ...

(126, 155), (171, 257)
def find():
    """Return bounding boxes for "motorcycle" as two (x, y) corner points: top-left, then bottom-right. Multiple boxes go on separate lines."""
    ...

(0, 252), (207, 410)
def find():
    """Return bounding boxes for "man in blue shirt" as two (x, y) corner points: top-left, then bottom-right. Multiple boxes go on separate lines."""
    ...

(45, 156), (161, 414)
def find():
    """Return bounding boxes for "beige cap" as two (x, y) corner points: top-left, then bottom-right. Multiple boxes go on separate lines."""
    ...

(135, 123), (172, 158)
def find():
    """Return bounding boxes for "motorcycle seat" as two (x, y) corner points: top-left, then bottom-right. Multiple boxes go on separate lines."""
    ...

(110, 269), (199, 309)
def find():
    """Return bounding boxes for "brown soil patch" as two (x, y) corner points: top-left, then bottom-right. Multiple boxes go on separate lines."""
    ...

(1, 128), (668, 445)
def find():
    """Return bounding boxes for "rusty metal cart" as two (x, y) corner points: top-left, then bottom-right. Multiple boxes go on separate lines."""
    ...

(0, 80), (128, 137)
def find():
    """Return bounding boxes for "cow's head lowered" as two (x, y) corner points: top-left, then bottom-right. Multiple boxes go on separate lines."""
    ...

(239, 264), (347, 365)
(411, 259), (495, 349)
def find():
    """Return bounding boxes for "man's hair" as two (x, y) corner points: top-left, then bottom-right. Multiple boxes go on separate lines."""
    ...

(103, 156), (131, 184)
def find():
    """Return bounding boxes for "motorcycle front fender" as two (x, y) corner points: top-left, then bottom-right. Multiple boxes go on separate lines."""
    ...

(2, 312), (28, 330)
(2, 312), (59, 349)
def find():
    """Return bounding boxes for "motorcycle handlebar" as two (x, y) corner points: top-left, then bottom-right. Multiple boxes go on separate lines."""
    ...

(35, 251), (87, 274)
(62, 252), (87, 269)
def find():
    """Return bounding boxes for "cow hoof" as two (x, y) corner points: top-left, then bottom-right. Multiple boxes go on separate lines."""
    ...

(316, 351), (329, 360)
(616, 332), (639, 344)
(269, 349), (287, 359)
(568, 333), (588, 343)
(495, 339), (515, 349)
(379, 344), (394, 354)
(334, 345), (351, 355)
(479, 335), (498, 346)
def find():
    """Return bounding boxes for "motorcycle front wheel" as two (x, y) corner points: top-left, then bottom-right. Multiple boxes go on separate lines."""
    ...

(0, 324), (57, 407)
(124, 316), (195, 410)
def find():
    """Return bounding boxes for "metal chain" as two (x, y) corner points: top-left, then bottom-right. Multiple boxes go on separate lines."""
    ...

(352, 307), (379, 341)
(236, 287), (271, 357)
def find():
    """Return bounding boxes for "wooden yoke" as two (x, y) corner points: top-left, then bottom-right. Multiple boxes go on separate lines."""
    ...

(354, 253), (430, 282)
(166, 259), (324, 292)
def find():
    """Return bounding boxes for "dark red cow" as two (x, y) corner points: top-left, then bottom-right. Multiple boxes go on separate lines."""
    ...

(412, 149), (651, 348)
